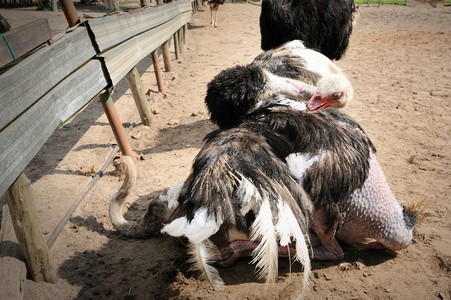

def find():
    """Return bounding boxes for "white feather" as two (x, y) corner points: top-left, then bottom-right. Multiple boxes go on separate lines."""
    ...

(236, 175), (261, 216)
(161, 208), (223, 244)
(274, 98), (307, 111)
(275, 201), (292, 248)
(285, 153), (319, 183)
(281, 201), (311, 297)
(188, 240), (225, 290)
(161, 216), (189, 237)
(250, 194), (279, 283)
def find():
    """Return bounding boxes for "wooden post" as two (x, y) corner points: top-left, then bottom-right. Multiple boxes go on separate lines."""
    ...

(4, 173), (57, 283)
(151, 50), (165, 94)
(178, 28), (184, 54)
(104, 0), (121, 12)
(173, 31), (180, 60)
(51, 0), (57, 11)
(0, 202), (27, 299)
(126, 67), (154, 128)
(162, 40), (173, 72)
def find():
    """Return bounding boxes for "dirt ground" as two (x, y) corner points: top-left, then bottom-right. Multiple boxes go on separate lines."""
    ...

(1, 2), (451, 299)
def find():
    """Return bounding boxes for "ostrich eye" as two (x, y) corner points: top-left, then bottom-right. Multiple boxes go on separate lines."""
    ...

(331, 92), (343, 99)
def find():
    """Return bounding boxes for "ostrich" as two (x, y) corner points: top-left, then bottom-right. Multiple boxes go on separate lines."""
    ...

(260, 0), (358, 60)
(204, 0), (226, 27)
(109, 101), (426, 294)
(205, 40), (354, 128)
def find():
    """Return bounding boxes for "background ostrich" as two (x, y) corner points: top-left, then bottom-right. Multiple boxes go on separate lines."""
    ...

(203, 0), (226, 27)
(260, 0), (358, 60)
(205, 40), (353, 128)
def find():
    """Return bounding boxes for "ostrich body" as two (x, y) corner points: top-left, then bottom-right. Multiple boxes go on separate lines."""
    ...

(109, 101), (425, 293)
(260, 0), (357, 60)
(205, 40), (353, 128)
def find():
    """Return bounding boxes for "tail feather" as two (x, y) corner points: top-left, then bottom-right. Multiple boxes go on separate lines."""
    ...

(162, 208), (223, 244)
(250, 193), (279, 283)
(188, 240), (225, 290)
(277, 201), (311, 295)
(403, 195), (429, 228)
(235, 173), (262, 216)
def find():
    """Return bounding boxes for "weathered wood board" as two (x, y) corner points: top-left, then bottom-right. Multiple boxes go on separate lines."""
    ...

(0, 18), (52, 68)
(0, 60), (108, 198)
(0, 26), (97, 132)
(101, 10), (191, 85)
(88, 0), (192, 52)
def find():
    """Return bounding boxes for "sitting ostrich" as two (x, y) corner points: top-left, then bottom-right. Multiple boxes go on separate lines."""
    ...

(260, 0), (358, 60)
(109, 102), (426, 295)
(203, 0), (226, 27)
(205, 40), (354, 128)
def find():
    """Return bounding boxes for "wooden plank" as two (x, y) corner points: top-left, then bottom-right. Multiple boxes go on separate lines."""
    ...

(0, 27), (97, 132)
(0, 202), (26, 300)
(101, 11), (191, 85)
(0, 60), (108, 197)
(5, 173), (57, 282)
(87, 0), (192, 52)
(0, 18), (52, 68)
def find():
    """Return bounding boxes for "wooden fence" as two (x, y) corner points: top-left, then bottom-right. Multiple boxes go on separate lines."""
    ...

(405, 0), (444, 7)
(0, 0), (192, 198)
(0, 0), (194, 295)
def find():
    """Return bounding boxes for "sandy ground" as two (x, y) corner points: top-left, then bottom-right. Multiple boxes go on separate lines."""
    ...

(1, 2), (451, 299)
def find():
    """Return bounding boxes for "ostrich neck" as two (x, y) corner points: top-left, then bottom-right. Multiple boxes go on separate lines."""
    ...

(263, 70), (317, 100)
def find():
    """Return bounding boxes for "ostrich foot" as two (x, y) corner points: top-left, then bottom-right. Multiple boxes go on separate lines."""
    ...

(217, 240), (298, 267)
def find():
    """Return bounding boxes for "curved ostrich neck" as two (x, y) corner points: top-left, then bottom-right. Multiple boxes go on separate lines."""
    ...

(263, 70), (317, 100)
(109, 156), (137, 228)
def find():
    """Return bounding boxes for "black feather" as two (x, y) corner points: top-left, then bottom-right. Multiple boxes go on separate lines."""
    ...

(260, 0), (356, 60)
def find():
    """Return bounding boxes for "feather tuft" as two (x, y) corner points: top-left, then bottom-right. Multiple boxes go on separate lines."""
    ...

(403, 195), (429, 228)
(188, 240), (225, 290)
(250, 194), (279, 283)
(162, 208), (223, 244)
(280, 201), (311, 296)
(235, 174), (262, 216)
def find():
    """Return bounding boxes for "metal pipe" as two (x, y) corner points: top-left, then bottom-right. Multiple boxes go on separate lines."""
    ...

(98, 90), (136, 160)
(140, 0), (150, 7)
(59, 0), (80, 27)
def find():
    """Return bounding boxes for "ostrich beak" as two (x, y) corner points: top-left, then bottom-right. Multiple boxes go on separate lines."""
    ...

(306, 92), (340, 113)
(306, 91), (328, 113)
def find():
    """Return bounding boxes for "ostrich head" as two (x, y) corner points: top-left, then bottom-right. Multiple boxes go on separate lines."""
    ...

(306, 74), (354, 113)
